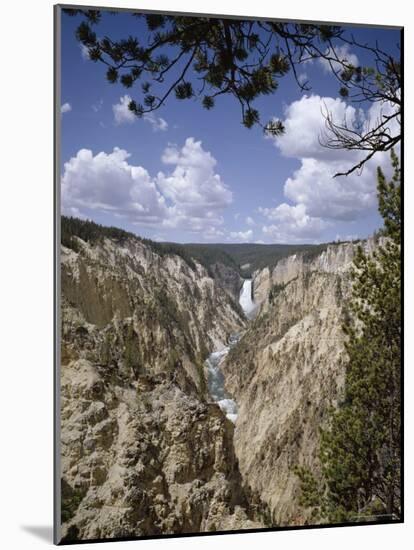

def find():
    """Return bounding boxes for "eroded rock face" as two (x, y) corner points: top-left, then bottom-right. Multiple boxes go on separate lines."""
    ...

(209, 262), (244, 302)
(223, 243), (366, 526)
(61, 362), (261, 539)
(251, 267), (271, 306)
(252, 238), (380, 309)
(60, 233), (379, 539)
(59, 237), (263, 541)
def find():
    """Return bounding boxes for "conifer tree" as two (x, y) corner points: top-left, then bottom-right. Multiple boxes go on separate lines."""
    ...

(63, 9), (401, 175)
(295, 151), (401, 523)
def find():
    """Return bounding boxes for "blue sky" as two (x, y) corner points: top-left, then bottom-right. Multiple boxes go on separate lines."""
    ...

(60, 10), (400, 244)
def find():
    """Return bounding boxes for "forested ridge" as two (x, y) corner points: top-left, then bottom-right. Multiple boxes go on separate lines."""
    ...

(61, 215), (339, 276)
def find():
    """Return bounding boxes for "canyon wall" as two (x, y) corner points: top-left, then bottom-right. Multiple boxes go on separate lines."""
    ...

(222, 241), (377, 525)
(252, 239), (379, 310)
(60, 231), (379, 539)
(59, 236), (263, 541)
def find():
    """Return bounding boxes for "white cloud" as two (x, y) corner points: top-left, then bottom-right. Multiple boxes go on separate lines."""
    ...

(61, 148), (169, 225)
(319, 44), (359, 74)
(262, 93), (399, 242)
(283, 157), (377, 221)
(113, 95), (168, 131)
(61, 102), (72, 114)
(80, 44), (90, 60)
(261, 203), (327, 243)
(113, 95), (135, 125)
(152, 233), (166, 242)
(61, 139), (231, 237)
(63, 206), (86, 219)
(92, 99), (104, 113)
(246, 216), (256, 226)
(269, 94), (397, 222)
(157, 137), (232, 232)
(230, 229), (253, 242)
(143, 112), (168, 132)
(275, 94), (362, 161)
(297, 72), (308, 86)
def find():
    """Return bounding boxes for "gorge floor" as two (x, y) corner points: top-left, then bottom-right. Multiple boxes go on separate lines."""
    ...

(205, 280), (254, 426)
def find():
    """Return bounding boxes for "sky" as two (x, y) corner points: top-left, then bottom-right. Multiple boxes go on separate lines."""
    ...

(60, 10), (401, 244)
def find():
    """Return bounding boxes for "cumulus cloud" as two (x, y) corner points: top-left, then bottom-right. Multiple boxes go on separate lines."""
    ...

(271, 94), (396, 219)
(61, 102), (72, 114)
(246, 216), (256, 226)
(283, 157), (377, 221)
(113, 95), (135, 124)
(61, 148), (169, 225)
(318, 44), (359, 74)
(275, 94), (362, 161)
(61, 138), (232, 237)
(230, 229), (253, 242)
(261, 203), (328, 243)
(261, 93), (399, 242)
(157, 137), (232, 232)
(113, 95), (168, 131)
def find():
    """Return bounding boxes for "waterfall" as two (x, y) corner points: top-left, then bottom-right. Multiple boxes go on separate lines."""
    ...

(239, 279), (257, 319)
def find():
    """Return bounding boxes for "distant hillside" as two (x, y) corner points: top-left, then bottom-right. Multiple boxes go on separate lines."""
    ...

(62, 216), (337, 277)
(171, 243), (240, 274)
(178, 242), (331, 276)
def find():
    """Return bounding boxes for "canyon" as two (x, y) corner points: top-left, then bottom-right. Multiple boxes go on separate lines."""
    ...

(59, 223), (374, 541)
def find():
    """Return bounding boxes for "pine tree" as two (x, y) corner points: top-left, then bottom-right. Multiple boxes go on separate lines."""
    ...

(63, 9), (400, 175)
(295, 151), (401, 523)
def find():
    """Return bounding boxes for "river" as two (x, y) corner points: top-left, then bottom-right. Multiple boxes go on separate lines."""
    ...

(205, 279), (255, 423)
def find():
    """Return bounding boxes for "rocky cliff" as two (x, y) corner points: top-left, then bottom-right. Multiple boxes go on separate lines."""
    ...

(59, 236), (263, 542)
(222, 240), (377, 525)
(59, 226), (380, 539)
(252, 239), (379, 310)
(209, 262), (244, 303)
